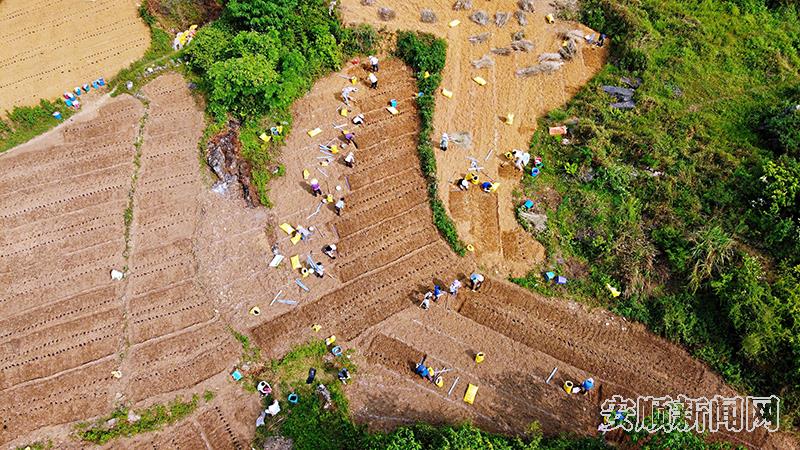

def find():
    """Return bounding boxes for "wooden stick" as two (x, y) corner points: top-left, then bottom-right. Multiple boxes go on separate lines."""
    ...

(546, 367), (558, 384)
(448, 377), (460, 397)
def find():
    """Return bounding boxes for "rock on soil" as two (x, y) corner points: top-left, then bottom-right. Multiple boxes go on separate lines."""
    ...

(495, 12), (511, 27)
(471, 54), (495, 69)
(468, 32), (491, 44)
(511, 39), (535, 52)
(453, 0), (472, 10)
(378, 6), (396, 20)
(470, 10), (489, 25)
(518, 0), (535, 12)
(420, 8), (437, 23)
(515, 10), (527, 26)
(205, 121), (259, 206)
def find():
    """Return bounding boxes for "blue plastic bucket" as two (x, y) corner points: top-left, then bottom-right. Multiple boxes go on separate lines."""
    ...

(288, 393), (299, 404)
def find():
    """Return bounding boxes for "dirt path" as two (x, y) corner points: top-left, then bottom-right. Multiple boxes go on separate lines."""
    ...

(0, 0), (150, 111)
(340, 0), (608, 277)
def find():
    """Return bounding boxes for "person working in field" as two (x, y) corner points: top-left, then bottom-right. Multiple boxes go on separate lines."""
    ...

(310, 178), (322, 197)
(335, 198), (345, 216)
(369, 55), (379, 72)
(368, 72), (378, 89)
(415, 355), (434, 381)
(344, 151), (355, 168)
(344, 132), (358, 149)
(470, 273), (485, 291)
(323, 244), (337, 259)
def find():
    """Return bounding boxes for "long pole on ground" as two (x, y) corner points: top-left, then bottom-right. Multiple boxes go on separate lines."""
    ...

(545, 367), (558, 384)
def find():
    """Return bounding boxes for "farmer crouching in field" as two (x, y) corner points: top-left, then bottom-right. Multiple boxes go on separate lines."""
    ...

(368, 72), (378, 89)
(310, 178), (322, 197)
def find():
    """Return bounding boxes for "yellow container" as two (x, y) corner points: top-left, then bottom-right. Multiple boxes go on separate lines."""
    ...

(475, 352), (485, 364)
(464, 384), (479, 404)
(563, 380), (574, 394)
(435, 376), (444, 387)
(325, 335), (336, 346)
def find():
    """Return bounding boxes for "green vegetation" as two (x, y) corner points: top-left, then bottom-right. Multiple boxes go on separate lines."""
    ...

(107, 26), (175, 95)
(252, 340), (360, 449)
(140, 0), (221, 30)
(184, 0), (378, 206)
(75, 395), (199, 444)
(395, 31), (467, 256)
(0, 99), (74, 153)
(513, 0), (800, 428)
(14, 441), (52, 450)
(232, 329), (261, 364)
(203, 389), (216, 402)
(252, 341), (736, 448)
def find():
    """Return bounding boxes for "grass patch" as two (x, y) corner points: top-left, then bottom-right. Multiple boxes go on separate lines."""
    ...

(252, 340), (360, 449)
(108, 26), (177, 96)
(395, 31), (467, 256)
(514, 0), (800, 429)
(15, 441), (52, 450)
(231, 329), (261, 364)
(75, 395), (199, 445)
(0, 99), (75, 153)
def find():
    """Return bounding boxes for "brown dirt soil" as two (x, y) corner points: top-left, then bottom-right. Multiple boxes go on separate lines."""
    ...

(340, 0), (609, 277)
(0, 0), (150, 111)
(0, 73), (260, 449)
(250, 59), (792, 449)
(1, 49), (795, 450)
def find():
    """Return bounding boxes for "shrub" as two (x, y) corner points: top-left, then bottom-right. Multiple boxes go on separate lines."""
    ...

(394, 32), (466, 255)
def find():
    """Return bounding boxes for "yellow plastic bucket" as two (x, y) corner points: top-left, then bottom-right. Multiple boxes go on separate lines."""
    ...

(563, 380), (574, 394)
(475, 352), (485, 364)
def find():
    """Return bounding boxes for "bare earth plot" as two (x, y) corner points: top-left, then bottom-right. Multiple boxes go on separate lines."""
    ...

(0, 74), (260, 449)
(252, 59), (790, 449)
(340, 0), (608, 276)
(0, 0), (150, 111)
(0, 28), (794, 450)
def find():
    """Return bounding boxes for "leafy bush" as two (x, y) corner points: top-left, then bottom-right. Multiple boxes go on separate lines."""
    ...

(76, 396), (199, 444)
(759, 96), (800, 156)
(395, 32), (466, 255)
(515, 0), (800, 428)
(185, 0), (377, 205)
(0, 99), (73, 153)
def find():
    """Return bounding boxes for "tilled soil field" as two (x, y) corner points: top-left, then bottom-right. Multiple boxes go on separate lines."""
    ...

(0, 0), (150, 110)
(251, 59), (790, 450)
(1, 63), (794, 449)
(340, 0), (607, 277)
(0, 74), (259, 448)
